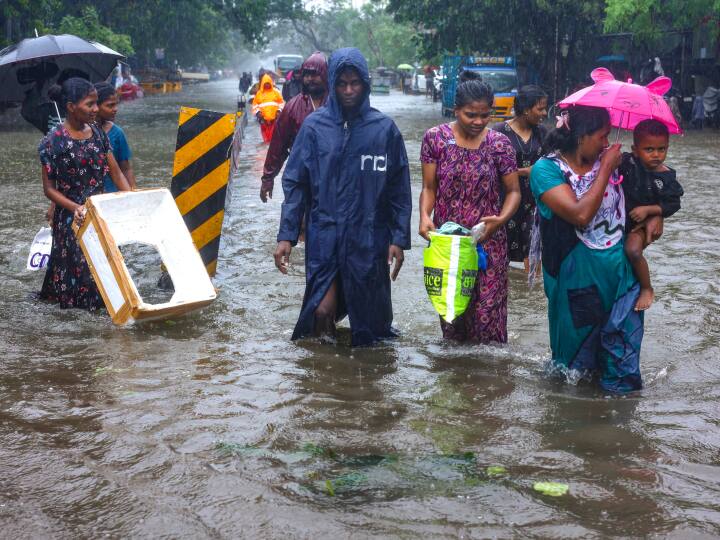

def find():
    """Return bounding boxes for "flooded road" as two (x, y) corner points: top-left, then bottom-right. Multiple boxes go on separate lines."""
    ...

(1, 80), (719, 538)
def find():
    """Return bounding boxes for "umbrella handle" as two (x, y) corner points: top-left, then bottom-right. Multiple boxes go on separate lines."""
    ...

(53, 101), (62, 124)
(614, 110), (624, 144)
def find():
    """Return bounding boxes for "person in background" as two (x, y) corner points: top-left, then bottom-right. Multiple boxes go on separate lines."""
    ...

(260, 52), (329, 202)
(238, 71), (251, 94)
(39, 78), (131, 310)
(94, 82), (136, 191)
(529, 105), (654, 393)
(252, 73), (285, 143)
(274, 47), (412, 346)
(419, 71), (520, 344)
(282, 68), (304, 102)
(491, 85), (548, 271)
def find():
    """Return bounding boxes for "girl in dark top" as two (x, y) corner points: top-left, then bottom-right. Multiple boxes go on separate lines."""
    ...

(492, 85), (548, 271)
(39, 77), (131, 310)
(94, 82), (137, 192)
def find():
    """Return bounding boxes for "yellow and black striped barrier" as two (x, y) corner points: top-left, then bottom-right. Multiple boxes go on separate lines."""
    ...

(171, 107), (237, 277)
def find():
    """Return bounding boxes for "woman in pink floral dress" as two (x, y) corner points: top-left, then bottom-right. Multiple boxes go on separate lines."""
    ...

(419, 74), (520, 343)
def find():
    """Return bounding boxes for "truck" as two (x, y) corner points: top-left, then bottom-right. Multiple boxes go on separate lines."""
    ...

(441, 55), (520, 120)
(274, 54), (304, 80)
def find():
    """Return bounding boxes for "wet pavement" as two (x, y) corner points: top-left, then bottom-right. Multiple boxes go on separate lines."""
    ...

(1, 80), (719, 538)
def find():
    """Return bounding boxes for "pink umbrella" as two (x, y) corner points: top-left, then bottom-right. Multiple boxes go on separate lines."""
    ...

(559, 67), (682, 135)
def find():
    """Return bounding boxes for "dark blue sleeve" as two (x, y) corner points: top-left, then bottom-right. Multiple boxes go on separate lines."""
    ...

(277, 123), (310, 245)
(659, 175), (683, 218)
(386, 123), (412, 249)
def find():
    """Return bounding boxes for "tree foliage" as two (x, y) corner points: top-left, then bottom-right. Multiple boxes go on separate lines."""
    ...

(604, 0), (720, 47)
(386, 0), (607, 93)
(58, 6), (133, 56)
(1, 0), (301, 68)
(270, 1), (418, 69)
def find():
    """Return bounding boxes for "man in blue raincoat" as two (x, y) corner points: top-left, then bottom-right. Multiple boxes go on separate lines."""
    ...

(274, 47), (412, 346)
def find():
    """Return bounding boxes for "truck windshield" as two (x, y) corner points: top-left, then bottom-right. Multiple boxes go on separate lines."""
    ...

(277, 57), (302, 71)
(474, 70), (517, 93)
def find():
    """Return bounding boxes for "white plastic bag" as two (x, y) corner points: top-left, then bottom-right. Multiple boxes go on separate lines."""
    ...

(26, 226), (52, 271)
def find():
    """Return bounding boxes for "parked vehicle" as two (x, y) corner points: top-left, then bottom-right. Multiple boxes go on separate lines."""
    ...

(274, 54), (303, 79)
(371, 67), (393, 94)
(441, 55), (520, 120)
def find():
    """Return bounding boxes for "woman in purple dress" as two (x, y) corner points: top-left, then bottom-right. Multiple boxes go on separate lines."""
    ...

(419, 73), (520, 343)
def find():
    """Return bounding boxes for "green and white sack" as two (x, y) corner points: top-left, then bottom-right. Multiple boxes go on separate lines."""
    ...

(423, 231), (478, 323)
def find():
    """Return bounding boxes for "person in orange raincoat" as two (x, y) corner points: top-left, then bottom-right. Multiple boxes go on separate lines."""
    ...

(252, 73), (284, 143)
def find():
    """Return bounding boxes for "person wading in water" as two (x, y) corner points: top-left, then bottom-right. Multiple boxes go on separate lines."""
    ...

(274, 47), (412, 346)
(260, 52), (329, 203)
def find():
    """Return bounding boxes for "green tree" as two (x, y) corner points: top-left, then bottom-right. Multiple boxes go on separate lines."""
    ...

(0, 0), (59, 48)
(605, 0), (720, 46)
(271, 0), (418, 69)
(386, 0), (607, 95)
(58, 5), (133, 55)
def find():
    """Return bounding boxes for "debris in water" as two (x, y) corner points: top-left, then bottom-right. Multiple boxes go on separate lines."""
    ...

(533, 481), (569, 496)
(486, 465), (506, 477)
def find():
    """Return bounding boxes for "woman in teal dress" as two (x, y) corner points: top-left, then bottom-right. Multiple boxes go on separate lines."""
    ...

(529, 105), (659, 393)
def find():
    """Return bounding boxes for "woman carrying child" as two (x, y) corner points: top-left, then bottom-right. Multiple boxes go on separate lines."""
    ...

(419, 72), (520, 343)
(39, 78), (131, 310)
(529, 105), (650, 393)
(94, 82), (137, 192)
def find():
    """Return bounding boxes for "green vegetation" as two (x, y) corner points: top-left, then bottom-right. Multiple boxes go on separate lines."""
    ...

(0, 0), (301, 68)
(273, 1), (418, 69)
(58, 6), (133, 56)
(604, 0), (720, 47)
(2, 0), (716, 81)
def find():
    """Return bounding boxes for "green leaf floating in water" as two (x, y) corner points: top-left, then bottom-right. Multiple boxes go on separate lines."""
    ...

(325, 479), (335, 496)
(533, 481), (569, 496)
(302, 442), (337, 460)
(486, 465), (507, 477)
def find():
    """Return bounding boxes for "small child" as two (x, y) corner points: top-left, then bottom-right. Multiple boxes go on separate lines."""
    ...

(620, 119), (684, 311)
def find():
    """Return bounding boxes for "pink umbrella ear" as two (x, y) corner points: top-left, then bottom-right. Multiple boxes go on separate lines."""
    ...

(646, 76), (672, 96)
(590, 67), (615, 83)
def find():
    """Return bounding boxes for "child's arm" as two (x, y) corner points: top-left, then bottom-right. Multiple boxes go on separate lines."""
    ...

(629, 204), (663, 223)
(107, 152), (131, 191)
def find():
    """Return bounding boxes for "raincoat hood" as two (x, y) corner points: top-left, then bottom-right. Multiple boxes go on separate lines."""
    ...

(327, 47), (371, 121)
(260, 73), (274, 92)
(252, 73), (284, 123)
(301, 51), (329, 98)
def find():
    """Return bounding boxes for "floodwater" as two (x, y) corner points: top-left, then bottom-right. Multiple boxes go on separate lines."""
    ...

(1, 80), (719, 538)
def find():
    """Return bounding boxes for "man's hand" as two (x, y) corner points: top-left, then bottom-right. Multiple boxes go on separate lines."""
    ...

(388, 244), (404, 281)
(260, 178), (273, 203)
(274, 241), (292, 274)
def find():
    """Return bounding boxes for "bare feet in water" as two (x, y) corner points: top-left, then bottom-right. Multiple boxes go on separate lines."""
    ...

(635, 287), (654, 311)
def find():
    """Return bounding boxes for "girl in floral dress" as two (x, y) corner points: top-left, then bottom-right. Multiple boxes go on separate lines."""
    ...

(39, 78), (131, 310)
(419, 73), (520, 343)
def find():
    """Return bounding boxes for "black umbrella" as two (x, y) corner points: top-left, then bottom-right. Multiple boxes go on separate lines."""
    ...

(0, 33), (124, 103)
